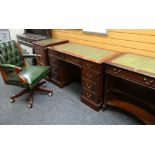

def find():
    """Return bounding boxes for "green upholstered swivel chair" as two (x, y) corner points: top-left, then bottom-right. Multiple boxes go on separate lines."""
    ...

(0, 40), (53, 108)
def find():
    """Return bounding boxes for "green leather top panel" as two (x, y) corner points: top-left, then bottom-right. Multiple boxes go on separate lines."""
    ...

(53, 43), (116, 63)
(112, 53), (155, 74)
(37, 38), (67, 46)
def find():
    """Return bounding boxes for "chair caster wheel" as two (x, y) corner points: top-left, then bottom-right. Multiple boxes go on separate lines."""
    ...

(10, 99), (15, 103)
(27, 104), (33, 108)
(48, 92), (53, 97)
(102, 104), (107, 112)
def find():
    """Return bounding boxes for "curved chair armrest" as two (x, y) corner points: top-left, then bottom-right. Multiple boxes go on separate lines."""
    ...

(22, 54), (45, 66)
(0, 64), (22, 73)
(0, 64), (27, 84)
(22, 54), (41, 58)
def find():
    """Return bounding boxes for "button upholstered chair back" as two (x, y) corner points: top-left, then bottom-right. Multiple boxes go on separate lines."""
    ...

(0, 40), (24, 67)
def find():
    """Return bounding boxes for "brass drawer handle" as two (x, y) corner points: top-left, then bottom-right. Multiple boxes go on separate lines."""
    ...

(86, 93), (91, 98)
(143, 78), (152, 85)
(144, 78), (147, 81)
(87, 85), (92, 89)
(87, 73), (93, 78)
(145, 81), (150, 85)
(86, 64), (93, 68)
(113, 68), (121, 74)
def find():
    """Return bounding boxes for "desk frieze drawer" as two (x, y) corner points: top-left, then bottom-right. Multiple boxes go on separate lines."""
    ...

(106, 65), (155, 89)
(49, 58), (60, 66)
(48, 53), (60, 61)
(64, 55), (82, 67)
(83, 61), (103, 72)
(48, 49), (60, 56)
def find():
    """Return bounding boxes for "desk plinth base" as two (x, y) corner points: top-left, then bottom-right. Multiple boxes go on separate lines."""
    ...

(51, 78), (71, 88)
(81, 96), (103, 111)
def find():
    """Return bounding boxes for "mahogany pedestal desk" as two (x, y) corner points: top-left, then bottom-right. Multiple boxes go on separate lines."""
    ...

(105, 53), (155, 124)
(47, 43), (118, 111)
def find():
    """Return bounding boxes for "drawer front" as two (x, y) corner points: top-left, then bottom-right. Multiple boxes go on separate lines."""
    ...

(82, 74), (105, 97)
(83, 61), (103, 72)
(64, 55), (82, 67)
(106, 65), (155, 89)
(48, 49), (60, 57)
(49, 57), (60, 65)
(82, 79), (98, 92)
(83, 72), (98, 81)
(82, 90), (98, 102)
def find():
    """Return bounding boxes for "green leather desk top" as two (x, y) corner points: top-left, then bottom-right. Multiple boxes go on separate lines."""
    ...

(36, 38), (68, 46)
(50, 43), (118, 64)
(111, 53), (155, 75)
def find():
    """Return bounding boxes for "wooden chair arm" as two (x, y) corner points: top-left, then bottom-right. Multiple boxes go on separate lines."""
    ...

(0, 64), (27, 84)
(22, 54), (45, 66)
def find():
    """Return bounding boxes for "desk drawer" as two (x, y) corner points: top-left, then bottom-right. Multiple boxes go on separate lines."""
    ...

(83, 72), (97, 81)
(106, 65), (155, 89)
(83, 61), (103, 72)
(82, 90), (98, 102)
(49, 58), (60, 65)
(82, 79), (98, 92)
(64, 55), (82, 67)
(82, 69), (103, 82)
(48, 49), (59, 56)
(48, 53), (59, 58)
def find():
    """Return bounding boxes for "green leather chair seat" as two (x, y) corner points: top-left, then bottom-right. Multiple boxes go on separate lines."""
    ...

(6, 66), (50, 89)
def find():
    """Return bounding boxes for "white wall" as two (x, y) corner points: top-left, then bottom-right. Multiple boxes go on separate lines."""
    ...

(0, 29), (10, 41)
(9, 29), (24, 41)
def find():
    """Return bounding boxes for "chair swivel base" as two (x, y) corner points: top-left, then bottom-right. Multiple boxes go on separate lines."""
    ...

(10, 80), (53, 108)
